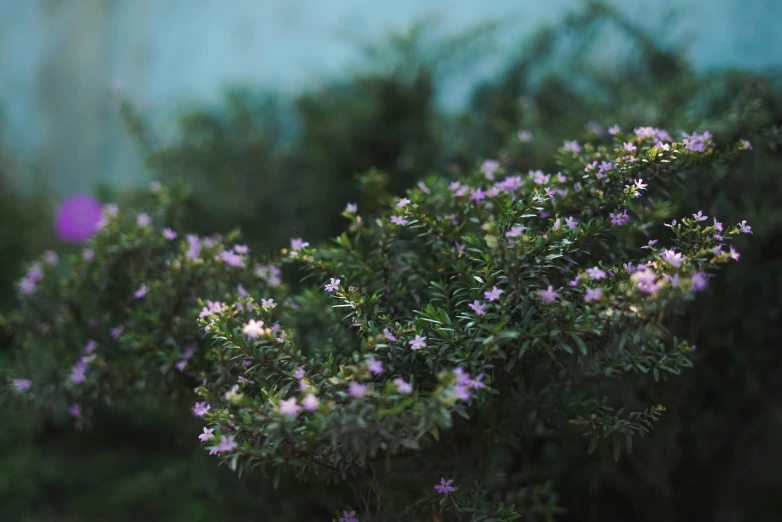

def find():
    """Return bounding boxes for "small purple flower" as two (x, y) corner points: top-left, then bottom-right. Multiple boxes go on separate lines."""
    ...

(660, 249), (683, 268)
(134, 284), (149, 299)
(517, 130), (532, 142)
(608, 124), (621, 135)
(219, 250), (245, 268)
(468, 300), (486, 316)
(564, 216), (578, 229)
(692, 211), (707, 222)
(691, 272), (708, 292)
(396, 198), (411, 208)
(303, 394), (319, 412)
(324, 278), (340, 292)
(345, 202), (358, 213)
(186, 235), (201, 260)
(136, 213), (151, 228)
(43, 251), (58, 265)
(279, 398), (300, 417)
(390, 216), (408, 226)
(68, 404), (82, 418)
(348, 382), (368, 398)
(367, 358), (384, 374)
(261, 298), (276, 309)
(484, 286), (503, 301)
(193, 401), (211, 417)
(55, 194), (104, 243)
(339, 511), (359, 522)
(505, 225), (526, 238)
(623, 142), (637, 153)
(538, 285), (559, 302)
(586, 267), (606, 280)
(242, 319), (265, 339)
(610, 210), (630, 226)
(434, 478), (456, 495)
(730, 246), (740, 261)
(293, 368), (306, 380)
(290, 238), (309, 251)
(383, 327), (397, 342)
(470, 188), (487, 203)
(84, 339), (97, 354)
(641, 240), (658, 250)
(199, 427), (214, 442)
(216, 435), (237, 453)
(12, 379), (31, 391)
(393, 377), (412, 394)
(563, 140), (581, 153)
(409, 335), (427, 350)
(738, 220), (752, 234)
(162, 228), (177, 240)
(481, 159), (500, 180)
(110, 325), (124, 339)
(584, 288), (603, 302)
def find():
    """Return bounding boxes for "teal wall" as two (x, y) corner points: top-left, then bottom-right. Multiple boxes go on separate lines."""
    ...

(1, 0), (780, 194)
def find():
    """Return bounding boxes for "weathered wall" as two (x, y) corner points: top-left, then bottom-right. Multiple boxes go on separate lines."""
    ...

(1, 0), (780, 194)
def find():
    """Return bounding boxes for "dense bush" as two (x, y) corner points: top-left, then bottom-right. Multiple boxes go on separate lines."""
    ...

(5, 125), (754, 519)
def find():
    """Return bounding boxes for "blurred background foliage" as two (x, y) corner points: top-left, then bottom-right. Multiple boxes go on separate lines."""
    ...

(2, 2), (781, 520)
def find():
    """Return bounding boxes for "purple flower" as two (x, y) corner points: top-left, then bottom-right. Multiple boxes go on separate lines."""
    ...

(367, 358), (384, 374)
(68, 404), (82, 418)
(610, 210), (630, 226)
(216, 435), (237, 453)
(505, 225), (526, 238)
(186, 235), (201, 260)
(348, 382), (368, 398)
(563, 140), (581, 153)
(162, 228), (177, 240)
(136, 213), (151, 228)
(279, 398), (300, 417)
(691, 272), (708, 291)
(261, 298), (276, 309)
(584, 288), (603, 302)
(175, 361), (187, 372)
(70, 359), (88, 384)
(324, 278), (340, 292)
(692, 211), (708, 222)
(564, 217), (579, 229)
(517, 130), (533, 142)
(242, 319), (265, 339)
(481, 159), (500, 180)
(43, 251), (58, 265)
(339, 511), (359, 522)
(345, 202), (358, 213)
(383, 327), (397, 342)
(219, 250), (245, 267)
(134, 284), (149, 299)
(409, 335), (427, 350)
(54, 194), (104, 243)
(608, 124), (621, 135)
(623, 142), (637, 153)
(12, 379), (31, 391)
(199, 427), (214, 442)
(434, 478), (456, 495)
(484, 286), (503, 301)
(396, 198), (411, 208)
(538, 285), (559, 302)
(641, 239), (658, 250)
(110, 325), (124, 339)
(738, 220), (752, 234)
(467, 374), (486, 390)
(394, 378), (412, 394)
(84, 340), (97, 354)
(290, 238), (309, 251)
(730, 246), (740, 261)
(586, 267), (606, 280)
(390, 216), (408, 226)
(193, 402), (211, 417)
(469, 188), (487, 203)
(468, 300), (486, 316)
(293, 368), (306, 380)
(303, 394), (319, 412)
(660, 249), (683, 268)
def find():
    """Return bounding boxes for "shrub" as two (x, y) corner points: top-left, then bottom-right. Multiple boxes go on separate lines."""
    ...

(4, 126), (752, 520)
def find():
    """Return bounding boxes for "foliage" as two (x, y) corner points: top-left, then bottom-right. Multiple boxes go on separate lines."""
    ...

(5, 124), (753, 520)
